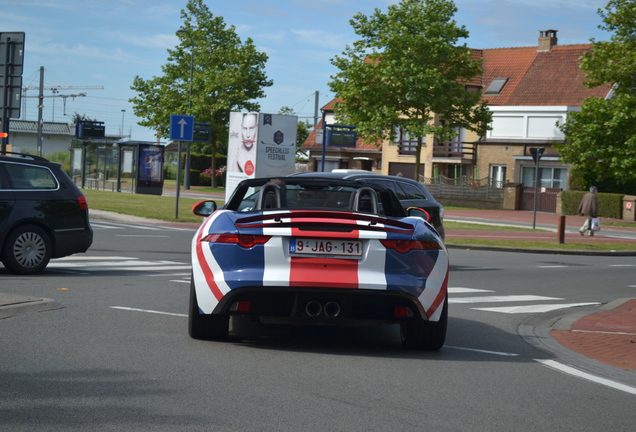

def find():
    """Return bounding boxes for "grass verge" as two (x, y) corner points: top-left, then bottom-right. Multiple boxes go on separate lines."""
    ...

(83, 189), (219, 223)
(444, 238), (636, 251)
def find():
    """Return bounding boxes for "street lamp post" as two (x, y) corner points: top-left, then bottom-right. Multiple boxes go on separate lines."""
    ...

(120, 109), (125, 139)
(177, 28), (194, 190)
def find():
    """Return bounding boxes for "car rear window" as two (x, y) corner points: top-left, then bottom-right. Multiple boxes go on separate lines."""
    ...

(5, 163), (58, 190)
(396, 182), (428, 200)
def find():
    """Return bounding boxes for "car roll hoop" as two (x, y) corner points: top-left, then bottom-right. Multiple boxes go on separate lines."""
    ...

(349, 187), (378, 213)
(255, 181), (287, 210)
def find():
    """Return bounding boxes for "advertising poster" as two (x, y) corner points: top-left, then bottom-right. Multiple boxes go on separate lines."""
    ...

(225, 112), (297, 201)
(138, 145), (163, 183)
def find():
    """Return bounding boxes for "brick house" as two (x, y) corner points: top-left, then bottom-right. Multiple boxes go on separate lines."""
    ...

(300, 98), (383, 173)
(303, 31), (612, 210)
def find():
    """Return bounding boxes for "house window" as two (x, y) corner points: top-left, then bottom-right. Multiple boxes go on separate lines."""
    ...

(484, 78), (509, 95)
(393, 127), (419, 155)
(521, 166), (567, 190)
(490, 165), (507, 188)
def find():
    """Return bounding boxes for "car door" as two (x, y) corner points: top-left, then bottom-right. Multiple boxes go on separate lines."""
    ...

(0, 163), (17, 240)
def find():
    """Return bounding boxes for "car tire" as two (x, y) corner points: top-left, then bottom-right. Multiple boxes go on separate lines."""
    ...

(401, 297), (448, 350)
(188, 276), (229, 340)
(2, 225), (52, 275)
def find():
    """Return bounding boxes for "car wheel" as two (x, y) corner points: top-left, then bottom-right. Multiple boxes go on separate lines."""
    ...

(2, 225), (52, 275)
(401, 297), (448, 350)
(188, 276), (229, 340)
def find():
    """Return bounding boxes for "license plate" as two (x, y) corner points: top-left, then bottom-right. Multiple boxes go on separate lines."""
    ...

(289, 238), (362, 257)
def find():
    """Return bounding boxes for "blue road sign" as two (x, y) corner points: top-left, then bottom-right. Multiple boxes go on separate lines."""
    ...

(170, 114), (194, 141)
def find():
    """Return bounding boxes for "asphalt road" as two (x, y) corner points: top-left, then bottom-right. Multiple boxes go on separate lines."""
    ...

(1, 220), (635, 431)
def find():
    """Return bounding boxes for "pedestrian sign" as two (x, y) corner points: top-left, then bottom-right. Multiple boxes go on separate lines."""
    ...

(170, 114), (194, 141)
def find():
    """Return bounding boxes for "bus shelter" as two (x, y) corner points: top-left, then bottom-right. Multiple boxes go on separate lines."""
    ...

(70, 140), (164, 195)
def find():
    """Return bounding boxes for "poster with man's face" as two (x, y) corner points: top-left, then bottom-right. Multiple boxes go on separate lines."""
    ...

(226, 112), (259, 201)
(225, 112), (298, 201)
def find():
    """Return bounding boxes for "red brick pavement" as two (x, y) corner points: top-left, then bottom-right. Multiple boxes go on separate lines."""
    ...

(551, 300), (636, 371)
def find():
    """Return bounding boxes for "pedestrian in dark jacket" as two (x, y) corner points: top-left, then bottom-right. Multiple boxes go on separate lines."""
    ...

(578, 186), (598, 236)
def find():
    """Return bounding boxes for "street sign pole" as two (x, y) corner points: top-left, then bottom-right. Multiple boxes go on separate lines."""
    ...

(0, 32), (25, 154)
(169, 114), (194, 219)
(175, 141), (182, 218)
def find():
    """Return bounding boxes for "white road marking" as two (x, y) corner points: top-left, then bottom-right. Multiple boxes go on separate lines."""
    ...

(473, 302), (600, 314)
(448, 287), (495, 294)
(81, 265), (191, 272)
(54, 256), (136, 261)
(608, 264), (635, 267)
(450, 295), (562, 304)
(536, 359), (636, 395)
(47, 260), (186, 268)
(445, 346), (519, 357)
(538, 265), (568, 268)
(110, 306), (187, 317)
(170, 280), (190, 284)
(116, 235), (170, 238)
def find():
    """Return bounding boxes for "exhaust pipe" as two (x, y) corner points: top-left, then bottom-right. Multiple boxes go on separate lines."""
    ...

(323, 301), (341, 318)
(305, 300), (322, 317)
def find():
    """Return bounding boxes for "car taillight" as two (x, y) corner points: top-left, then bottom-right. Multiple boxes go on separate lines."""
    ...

(380, 239), (442, 253)
(77, 196), (89, 210)
(201, 234), (271, 248)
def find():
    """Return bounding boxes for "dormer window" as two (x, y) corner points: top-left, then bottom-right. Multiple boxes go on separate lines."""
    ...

(484, 78), (509, 95)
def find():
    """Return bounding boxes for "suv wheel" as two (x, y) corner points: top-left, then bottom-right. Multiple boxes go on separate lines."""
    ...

(2, 225), (52, 275)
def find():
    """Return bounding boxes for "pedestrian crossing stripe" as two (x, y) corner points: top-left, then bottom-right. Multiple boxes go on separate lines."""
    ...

(449, 295), (562, 304)
(473, 302), (600, 314)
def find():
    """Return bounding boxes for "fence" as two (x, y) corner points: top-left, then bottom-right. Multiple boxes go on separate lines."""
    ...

(420, 175), (504, 208)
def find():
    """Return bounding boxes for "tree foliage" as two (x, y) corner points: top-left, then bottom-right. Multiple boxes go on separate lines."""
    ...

(557, 0), (636, 186)
(129, 0), (272, 185)
(328, 0), (491, 179)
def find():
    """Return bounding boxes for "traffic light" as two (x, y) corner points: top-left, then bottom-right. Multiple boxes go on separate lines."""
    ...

(0, 132), (8, 138)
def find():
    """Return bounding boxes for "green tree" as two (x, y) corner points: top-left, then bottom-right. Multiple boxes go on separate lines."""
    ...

(329, 0), (491, 180)
(130, 0), (272, 186)
(557, 0), (636, 186)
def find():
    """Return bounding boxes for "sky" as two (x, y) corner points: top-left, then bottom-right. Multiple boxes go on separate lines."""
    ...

(4, 0), (612, 145)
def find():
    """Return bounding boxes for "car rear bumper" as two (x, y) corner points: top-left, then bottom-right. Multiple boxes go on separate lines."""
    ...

(53, 228), (93, 258)
(208, 285), (432, 324)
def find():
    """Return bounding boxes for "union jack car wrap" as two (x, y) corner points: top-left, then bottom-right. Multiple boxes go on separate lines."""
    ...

(189, 177), (449, 350)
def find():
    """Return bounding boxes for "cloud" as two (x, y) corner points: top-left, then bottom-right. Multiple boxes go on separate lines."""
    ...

(291, 29), (352, 50)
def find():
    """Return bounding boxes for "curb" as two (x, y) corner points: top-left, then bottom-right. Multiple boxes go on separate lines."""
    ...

(519, 301), (636, 386)
(445, 243), (636, 256)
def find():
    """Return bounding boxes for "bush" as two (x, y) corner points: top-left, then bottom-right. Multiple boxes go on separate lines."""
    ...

(561, 190), (624, 219)
(46, 151), (71, 175)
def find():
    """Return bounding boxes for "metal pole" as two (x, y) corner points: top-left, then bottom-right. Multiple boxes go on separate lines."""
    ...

(1, 36), (10, 154)
(37, 66), (44, 156)
(184, 35), (194, 190)
(175, 141), (182, 219)
(532, 155), (539, 229)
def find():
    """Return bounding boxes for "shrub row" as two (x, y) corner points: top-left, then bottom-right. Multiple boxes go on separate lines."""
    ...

(561, 190), (624, 219)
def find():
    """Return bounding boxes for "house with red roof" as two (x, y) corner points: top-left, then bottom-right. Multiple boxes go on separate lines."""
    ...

(302, 30), (612, 210)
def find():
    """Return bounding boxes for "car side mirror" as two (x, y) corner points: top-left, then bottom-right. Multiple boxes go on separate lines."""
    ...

(406, 206), (431, 222)
(192, 200), (218, 217)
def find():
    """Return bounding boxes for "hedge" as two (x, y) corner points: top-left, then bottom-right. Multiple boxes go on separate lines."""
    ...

(561, 190), (624, 219)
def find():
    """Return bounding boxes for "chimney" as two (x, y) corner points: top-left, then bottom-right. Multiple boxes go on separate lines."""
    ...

(538, 30), (558, 52)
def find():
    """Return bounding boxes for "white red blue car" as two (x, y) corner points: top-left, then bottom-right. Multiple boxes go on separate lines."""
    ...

(189, 176), (449, 350)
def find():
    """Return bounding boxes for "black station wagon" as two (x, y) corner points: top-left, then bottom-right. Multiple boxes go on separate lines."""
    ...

(0, 152), (93, 274)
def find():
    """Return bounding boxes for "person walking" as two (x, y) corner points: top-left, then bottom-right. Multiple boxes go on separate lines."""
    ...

(578, 186), (598, 236)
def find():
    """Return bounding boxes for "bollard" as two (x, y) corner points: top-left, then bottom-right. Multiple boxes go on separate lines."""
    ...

(557, 215), (566, 244)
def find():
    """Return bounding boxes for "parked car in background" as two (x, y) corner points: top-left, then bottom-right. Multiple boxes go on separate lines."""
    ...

(291, 171), (445, 239)
(0, 152), (93, 274)
(190, 176), (449, 350)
